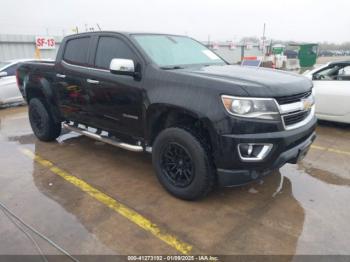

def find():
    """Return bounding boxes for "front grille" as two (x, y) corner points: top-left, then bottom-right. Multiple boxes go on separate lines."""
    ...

(283, 110), (310, 126)
(275, 91), (312, 105)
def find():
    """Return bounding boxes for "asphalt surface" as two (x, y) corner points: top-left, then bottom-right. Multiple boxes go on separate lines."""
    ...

(0, 106), (349, 256)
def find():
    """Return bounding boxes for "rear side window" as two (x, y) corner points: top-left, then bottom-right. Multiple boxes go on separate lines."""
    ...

(95, 37), (135, 69)
(63, 37), (90, 65)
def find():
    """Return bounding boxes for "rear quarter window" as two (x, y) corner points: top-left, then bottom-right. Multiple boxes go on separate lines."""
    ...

(63, 37), (90, 66)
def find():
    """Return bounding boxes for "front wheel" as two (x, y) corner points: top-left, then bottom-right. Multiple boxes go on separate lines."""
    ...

(28, 98), (61, 141)
(152, 127), (215, 200)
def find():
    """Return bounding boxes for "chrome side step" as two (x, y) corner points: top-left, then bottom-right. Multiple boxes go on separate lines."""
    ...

(63, 123), (144, 152)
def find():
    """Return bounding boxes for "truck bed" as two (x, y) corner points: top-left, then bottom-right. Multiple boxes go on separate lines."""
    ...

(16, 60), (56, 98)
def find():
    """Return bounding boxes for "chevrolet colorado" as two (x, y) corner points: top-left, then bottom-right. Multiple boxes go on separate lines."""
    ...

(17, 32), (316, 200)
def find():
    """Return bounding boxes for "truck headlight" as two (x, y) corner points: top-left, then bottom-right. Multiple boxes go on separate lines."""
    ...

(221, 95), (280, 120)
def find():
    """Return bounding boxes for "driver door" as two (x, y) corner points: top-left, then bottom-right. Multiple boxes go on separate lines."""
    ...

(313, 65), (350, 116)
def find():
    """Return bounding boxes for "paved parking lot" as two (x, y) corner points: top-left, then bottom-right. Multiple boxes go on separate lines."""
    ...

(0, 106), (349, 256)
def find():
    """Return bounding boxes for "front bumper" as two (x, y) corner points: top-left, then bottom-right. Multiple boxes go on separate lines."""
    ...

(215, 116), (317, 186)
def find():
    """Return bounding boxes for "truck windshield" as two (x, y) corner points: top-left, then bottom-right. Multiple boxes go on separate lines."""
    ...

(132, 34), (226, 68)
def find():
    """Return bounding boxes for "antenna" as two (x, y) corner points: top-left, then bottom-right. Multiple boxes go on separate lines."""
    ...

(96, 23), (102, 31)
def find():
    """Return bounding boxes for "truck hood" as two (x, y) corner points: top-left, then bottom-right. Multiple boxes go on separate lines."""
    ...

(177, 65), (312, 97)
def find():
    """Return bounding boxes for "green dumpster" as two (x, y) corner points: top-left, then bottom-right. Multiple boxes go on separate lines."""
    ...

(298, 44), (318, 67)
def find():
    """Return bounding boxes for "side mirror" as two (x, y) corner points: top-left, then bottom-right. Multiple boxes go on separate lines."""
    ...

(109, 58), (135, 77)
(0, 71), (8, 78)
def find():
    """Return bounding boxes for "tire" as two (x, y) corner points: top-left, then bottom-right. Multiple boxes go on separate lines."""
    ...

(28, 98), (61, 141)
(152, 127), (215, 200)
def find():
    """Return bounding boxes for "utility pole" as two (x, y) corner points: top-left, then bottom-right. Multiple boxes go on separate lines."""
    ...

(262, 23), (266, 50)
(262, 23), (266, 61)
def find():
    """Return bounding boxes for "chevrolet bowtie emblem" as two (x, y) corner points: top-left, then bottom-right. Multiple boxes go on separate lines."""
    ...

(302, 98), (313, 111)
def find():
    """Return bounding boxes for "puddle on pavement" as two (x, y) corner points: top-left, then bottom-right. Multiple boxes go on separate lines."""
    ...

(282, 164), (350, 254)
(0, 107), (116, 254)
(0, 106), (349, 254)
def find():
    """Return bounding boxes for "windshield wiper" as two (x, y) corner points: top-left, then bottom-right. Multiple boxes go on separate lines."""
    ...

(160, 66), (185, 70)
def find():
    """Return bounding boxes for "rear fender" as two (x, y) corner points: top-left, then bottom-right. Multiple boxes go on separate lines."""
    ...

(25, 76), (62, 123)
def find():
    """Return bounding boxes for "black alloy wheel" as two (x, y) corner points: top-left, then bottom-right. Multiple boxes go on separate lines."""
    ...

(28, 98), (61, 141)
(161, 142), (195, 187)
(30, 105), (44, 133)
(152, 127), (215, 200)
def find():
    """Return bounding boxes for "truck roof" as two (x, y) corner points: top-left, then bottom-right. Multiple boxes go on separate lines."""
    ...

(66, 31), (187, 38)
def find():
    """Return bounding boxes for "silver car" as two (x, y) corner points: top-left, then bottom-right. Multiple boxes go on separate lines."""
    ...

(0, 59), (52, 108)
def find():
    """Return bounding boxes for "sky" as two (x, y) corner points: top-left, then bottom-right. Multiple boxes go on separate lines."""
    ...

(0, 0), (349, 43)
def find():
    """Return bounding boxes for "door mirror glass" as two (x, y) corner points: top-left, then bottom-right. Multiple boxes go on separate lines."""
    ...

(0, 71), (8, 78)
(109, 58), (135, 76)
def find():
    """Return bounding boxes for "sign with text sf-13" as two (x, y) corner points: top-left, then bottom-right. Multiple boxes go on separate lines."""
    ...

(35, 36), (55, 49)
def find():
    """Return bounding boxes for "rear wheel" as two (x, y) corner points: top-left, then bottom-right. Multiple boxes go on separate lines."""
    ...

(28, 98), (61, 141)
(152, 127), (215, 200)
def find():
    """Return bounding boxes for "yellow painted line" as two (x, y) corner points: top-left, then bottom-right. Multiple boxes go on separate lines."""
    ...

(19, 148), (193, 255)
(311, 145), (350, 157)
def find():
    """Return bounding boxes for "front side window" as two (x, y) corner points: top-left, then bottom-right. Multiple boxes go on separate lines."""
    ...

(314, 64), (350, 81)
(132, 34), (225, 68)
(313, 65), (340, 81)
(94, 37), (136, 69)
(63, 37), (90, 65)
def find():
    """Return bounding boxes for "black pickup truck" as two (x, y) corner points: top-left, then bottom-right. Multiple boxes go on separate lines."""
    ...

(17, 31), (316, 200)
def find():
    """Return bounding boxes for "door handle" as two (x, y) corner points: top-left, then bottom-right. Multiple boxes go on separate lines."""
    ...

(56, 73), (66, 78)
(87, 79), (100, 84)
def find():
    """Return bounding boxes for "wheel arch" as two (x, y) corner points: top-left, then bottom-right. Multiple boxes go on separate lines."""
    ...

(145, 103), (217, 152)
(24, 76), (62, 123)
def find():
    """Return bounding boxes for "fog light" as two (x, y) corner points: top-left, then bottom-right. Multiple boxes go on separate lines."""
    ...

(247, 144), (253, 156)
(238, 143), (273, 161)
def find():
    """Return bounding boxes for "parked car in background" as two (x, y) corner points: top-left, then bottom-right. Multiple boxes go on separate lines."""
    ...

(304, 61), (350, 124)
(0, 59), (52, 108)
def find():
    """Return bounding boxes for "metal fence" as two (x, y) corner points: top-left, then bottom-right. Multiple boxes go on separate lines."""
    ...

(0, 34), (63, 61)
